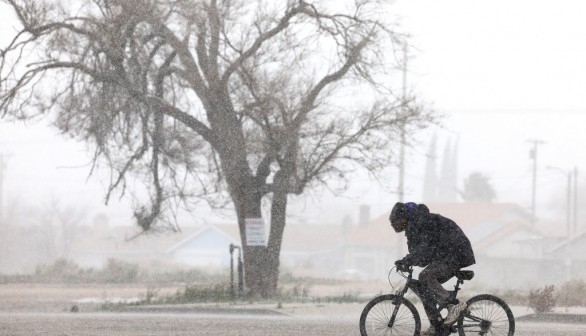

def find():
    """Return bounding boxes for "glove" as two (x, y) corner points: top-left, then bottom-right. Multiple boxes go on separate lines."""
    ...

(394, 259), (411, 272)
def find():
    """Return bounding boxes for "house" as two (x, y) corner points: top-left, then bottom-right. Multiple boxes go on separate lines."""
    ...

(66, 202), (575, 287)
(342, 214), (399, 280)
(69, 224), (200, 268)
(426, 203), (545, 259)
(341, 203), (570, 287)
(166, 225), (240, 268)
(68, 220), (347, 275)
(547, 232), (586, 280)
(163, 223), (346, 274)
(549, 232), (586, 260)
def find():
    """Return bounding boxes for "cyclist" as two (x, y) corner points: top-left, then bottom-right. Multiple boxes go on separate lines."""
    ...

(389, 202), (476, 336)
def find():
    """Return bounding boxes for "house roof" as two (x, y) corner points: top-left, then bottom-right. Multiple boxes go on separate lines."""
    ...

(425, 203), (532, 231)
(166, 223), (345, 253)
(549, 231), (586, 255)
(70, 221), (346, 256)
(346, 202), (539, 252)
(70, 202), (547, 259)
(166, 225), (240, 253)
(70, 225), (202, 254)
(346, 216), (395, 245)
(281, 224), (345, 252)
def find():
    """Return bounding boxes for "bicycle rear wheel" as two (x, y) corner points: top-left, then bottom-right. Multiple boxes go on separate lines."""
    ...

(457, 294), (515, 336)
(359, 294), (421, 336)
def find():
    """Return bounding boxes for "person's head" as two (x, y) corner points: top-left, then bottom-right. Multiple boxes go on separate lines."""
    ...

(389, 202), (417, 232)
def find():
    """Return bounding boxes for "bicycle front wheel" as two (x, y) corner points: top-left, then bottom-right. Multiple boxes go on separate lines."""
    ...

(457, 294), (515, 336)
(359, 294), (421, 336)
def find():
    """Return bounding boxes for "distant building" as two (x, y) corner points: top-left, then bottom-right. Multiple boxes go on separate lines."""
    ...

(61, 202), (575, 287)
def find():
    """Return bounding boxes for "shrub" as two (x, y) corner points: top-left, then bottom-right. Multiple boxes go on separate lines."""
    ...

(557, 279), (586, 307)
(99, 259), (139, 283)
(528, 285), (556, 313)
(34, 258), (85, 283)
(321, 292), (361, 303)
(168, 283), (232, 303)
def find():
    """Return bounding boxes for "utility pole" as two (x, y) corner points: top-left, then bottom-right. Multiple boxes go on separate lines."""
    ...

(573, 167), (578, 235)
(547, 166), (573, 281)
(528, 139), (544, 227)
(397, 43), (408, 202)
(396, 42), (408, 259)
(0, 154), (5, 223)
(566, 170), (572, 281)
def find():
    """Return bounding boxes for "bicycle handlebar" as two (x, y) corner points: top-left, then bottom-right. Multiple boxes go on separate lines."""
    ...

(388, 265), (413, 290)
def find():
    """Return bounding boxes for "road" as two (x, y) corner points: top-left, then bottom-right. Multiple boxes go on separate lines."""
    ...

(0, 313), (585, 336)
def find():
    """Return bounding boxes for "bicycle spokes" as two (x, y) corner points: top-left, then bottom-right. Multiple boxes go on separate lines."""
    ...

(360, 294), (420, 336)
(461, 299), (512, 335)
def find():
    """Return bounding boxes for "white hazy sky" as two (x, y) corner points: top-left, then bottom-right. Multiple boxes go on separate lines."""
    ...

(1, 0), (586, 227)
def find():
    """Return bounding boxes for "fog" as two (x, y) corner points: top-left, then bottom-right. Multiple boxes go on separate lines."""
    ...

(0, 0), (586, 317)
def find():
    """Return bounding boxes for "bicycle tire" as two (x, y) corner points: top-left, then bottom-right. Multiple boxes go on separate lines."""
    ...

(457, 294), (515, 336)
(359, 294), (421, 336)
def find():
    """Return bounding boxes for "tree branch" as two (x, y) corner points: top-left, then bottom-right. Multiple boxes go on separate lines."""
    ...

(295, 33), (372, 126)
(220, 3), (306, 85)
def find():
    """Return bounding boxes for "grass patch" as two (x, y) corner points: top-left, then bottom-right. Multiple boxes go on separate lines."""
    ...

(320, 292), (361, 303)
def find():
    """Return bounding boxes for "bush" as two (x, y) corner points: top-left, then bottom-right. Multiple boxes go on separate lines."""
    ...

(168, 283), (233, 303)
(34, 258), (86, 283)
(99, 259), (139, 283)
(528, 285), (556, 313)
(15, 258), (223, 285)
(490, 288), (528, 306)
(557, 279), (586, 307)
(321, 292), (361, 303)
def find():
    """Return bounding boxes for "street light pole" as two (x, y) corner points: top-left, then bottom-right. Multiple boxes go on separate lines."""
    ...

(573, 167), (578, 236)
(528, 139), (544, 226)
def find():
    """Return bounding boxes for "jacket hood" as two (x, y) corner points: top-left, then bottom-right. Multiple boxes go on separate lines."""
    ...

(413, 203), (430, 219)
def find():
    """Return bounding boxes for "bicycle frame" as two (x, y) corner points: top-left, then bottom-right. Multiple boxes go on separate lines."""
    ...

(391, 267), (465, 332)
(387, 268), (414, 328)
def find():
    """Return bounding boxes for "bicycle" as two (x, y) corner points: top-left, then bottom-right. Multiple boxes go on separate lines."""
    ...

(359, 265), (515, 335)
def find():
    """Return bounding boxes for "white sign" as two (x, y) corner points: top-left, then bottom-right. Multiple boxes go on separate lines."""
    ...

(245, 218), (266, 246)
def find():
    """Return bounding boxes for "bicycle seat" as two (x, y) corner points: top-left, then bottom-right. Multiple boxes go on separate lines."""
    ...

(455, 270), (474, 281)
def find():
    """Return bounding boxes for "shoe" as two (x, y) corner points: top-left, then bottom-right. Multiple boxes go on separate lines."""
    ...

(420, 325), (436, 336)
(444, 302), (467, 325)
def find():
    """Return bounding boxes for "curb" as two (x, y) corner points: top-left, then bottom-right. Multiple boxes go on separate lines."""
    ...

(113, 304), (286, 316)
(517, 313), (586, 324)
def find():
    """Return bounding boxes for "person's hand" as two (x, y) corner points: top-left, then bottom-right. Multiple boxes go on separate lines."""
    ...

(394, 259), (411, 272)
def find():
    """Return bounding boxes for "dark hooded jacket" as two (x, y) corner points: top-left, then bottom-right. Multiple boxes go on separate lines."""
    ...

(403, 204), (475, 268)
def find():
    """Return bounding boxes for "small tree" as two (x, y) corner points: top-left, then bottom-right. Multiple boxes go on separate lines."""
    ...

(34, 199), (84, 263)
(460, 172), (497, 203)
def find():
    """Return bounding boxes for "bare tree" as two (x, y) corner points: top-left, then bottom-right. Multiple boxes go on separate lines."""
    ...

(0, 0), (433, 296)
(34, 198), (85, 263)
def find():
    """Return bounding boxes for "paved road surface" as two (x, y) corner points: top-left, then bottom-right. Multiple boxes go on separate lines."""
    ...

(1, 313), (585, 336)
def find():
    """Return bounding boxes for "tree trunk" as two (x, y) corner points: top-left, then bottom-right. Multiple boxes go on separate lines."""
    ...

(234, 184), (288, 298)
(209, 96), (289, 297)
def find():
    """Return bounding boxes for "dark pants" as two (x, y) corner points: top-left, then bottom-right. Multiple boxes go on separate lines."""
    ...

(409, 261), (460, 324)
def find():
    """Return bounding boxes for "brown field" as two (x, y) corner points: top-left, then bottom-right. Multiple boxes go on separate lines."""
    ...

(0, 283), (181, 313)
(0, 279), (388, 313)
